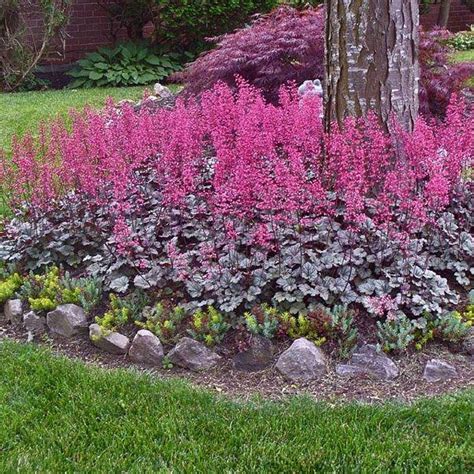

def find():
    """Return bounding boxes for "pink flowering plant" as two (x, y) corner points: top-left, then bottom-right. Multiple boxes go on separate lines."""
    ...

(1, 81), (472, 321)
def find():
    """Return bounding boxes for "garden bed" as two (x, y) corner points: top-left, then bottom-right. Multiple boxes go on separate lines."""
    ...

(1, 318), (472, 403)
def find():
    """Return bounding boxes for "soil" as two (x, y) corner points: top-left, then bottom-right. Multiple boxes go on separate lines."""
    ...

(1, 320), (472, 404)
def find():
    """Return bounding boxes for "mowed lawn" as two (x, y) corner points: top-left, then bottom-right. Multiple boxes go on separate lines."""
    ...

(0, 86), (147, 152)
(0, 340), (472, 472)
(0, 85), (179, 216)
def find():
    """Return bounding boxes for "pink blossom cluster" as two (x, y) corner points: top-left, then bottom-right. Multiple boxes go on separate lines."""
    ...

(2, 81), (472, 250)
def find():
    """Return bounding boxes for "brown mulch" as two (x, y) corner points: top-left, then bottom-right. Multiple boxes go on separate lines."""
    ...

(1, 320), (472, 404)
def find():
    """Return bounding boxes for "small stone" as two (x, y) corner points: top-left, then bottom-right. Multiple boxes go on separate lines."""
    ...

(336, 344), (399, 381)
(462, 328), (474, 356)
(233, 334), (273, 372)
(23, 311), (46, 332)
(129, 329), (164, 365)
(89, 324), (130, 355)
(168, 337), (221, 371)
(47, 304), (88, 337)
(153, 82), (173, 98)
(276, 338), (327, 382)
(4, 299), (23, 324)
(423, 359), (458, 383)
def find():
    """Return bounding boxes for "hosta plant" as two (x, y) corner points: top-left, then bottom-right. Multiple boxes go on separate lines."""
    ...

(68, 42), (182, 88)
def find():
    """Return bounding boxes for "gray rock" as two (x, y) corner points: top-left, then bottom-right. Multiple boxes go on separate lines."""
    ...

(129, 329), (164, 365)
(336, 344), (399, 381)
(23, 311), (46, 332)
(46, 304), (88, 338)
(153, 82), (173, 98)
(89, 324), (130, 355)
(276, 338), (327, 382)
(4, 299), (23, 324)
(423, 359), (458, 383)
(168, 337), (221, 371)
(233, 334), (273, 372)
(462, 328), (474, 356)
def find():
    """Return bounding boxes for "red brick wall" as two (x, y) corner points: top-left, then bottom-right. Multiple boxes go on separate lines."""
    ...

(421, 0), (474, 32)
(22, 0), (474, 66)
(23, 0), (128, 65)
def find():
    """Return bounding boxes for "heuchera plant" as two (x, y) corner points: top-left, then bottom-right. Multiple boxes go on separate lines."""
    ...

(1, 81), (472, 321)
(174, 6), (473, 118)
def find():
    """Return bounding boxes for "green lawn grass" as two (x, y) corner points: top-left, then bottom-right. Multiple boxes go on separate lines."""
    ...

(453, 49), (474, 64)
(0, 85), (179, 216)
(0, 86), (148, 152)
(0, 340), (472, 472)
(453, 49), (474, 87)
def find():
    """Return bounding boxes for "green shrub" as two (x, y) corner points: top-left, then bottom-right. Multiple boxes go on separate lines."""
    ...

(96, 290), (150, 333)
(102, 1), (279, 54)
(377, 315), (416, 353)
(447, 28), (474, 51)
(278, 310), (327, 345)
(136, 302), (187, 344)
(17, 267), (102, 314)
(377, 310), (471, 353)
(188, 306), (230, 346)
(68, 42), (183, 88)
(19, 267), (80, 312)
(327, 305), (359, 359)
(434, 312), (471, 343)
(244, 304), (280, 339)
(96, 294), (131, 333)
(0, 273), (23, 304)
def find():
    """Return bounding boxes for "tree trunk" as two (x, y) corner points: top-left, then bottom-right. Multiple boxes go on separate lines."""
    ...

(324, 0), (419, 132)
(436, 0), (451, 28)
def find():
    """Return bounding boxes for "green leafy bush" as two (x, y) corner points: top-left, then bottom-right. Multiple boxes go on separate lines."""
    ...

(278, 309), (327, 345)
(96, 294), (131, 333)
(244, 304), (280, 339)
(188, 306), (230, 346)
(327, 305), (359, 359)
(96, 291), (150, 333)
(378, 310), (471, 353)
(68, 42), (183, 88)
(447, 28), (474, 51)
(377, 314), (416, 353)
(0, 273), (23, 304)
(434, 312), (471, 343)
(102, 0), (279, 54)
(19, 267), (82, 312)
(136, 302), (187, 344)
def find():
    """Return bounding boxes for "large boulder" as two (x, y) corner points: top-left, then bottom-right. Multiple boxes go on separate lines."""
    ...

(423, 359), (458, 383)
(128, 330), (164, 366)
(89, 324), (130, 355)
(233, 334), (274, 372)
(168, 337), (221, 371)
(336, 344), (399, 381)
(4, 299), (23, 324)
(46, 304), (88, 338)
(276, 338), (327, 382)
(153, 82), (174, 98)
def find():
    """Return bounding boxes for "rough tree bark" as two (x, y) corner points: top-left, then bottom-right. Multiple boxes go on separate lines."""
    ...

(324, 0), (420, 132)
(437, 0), (451, 28)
